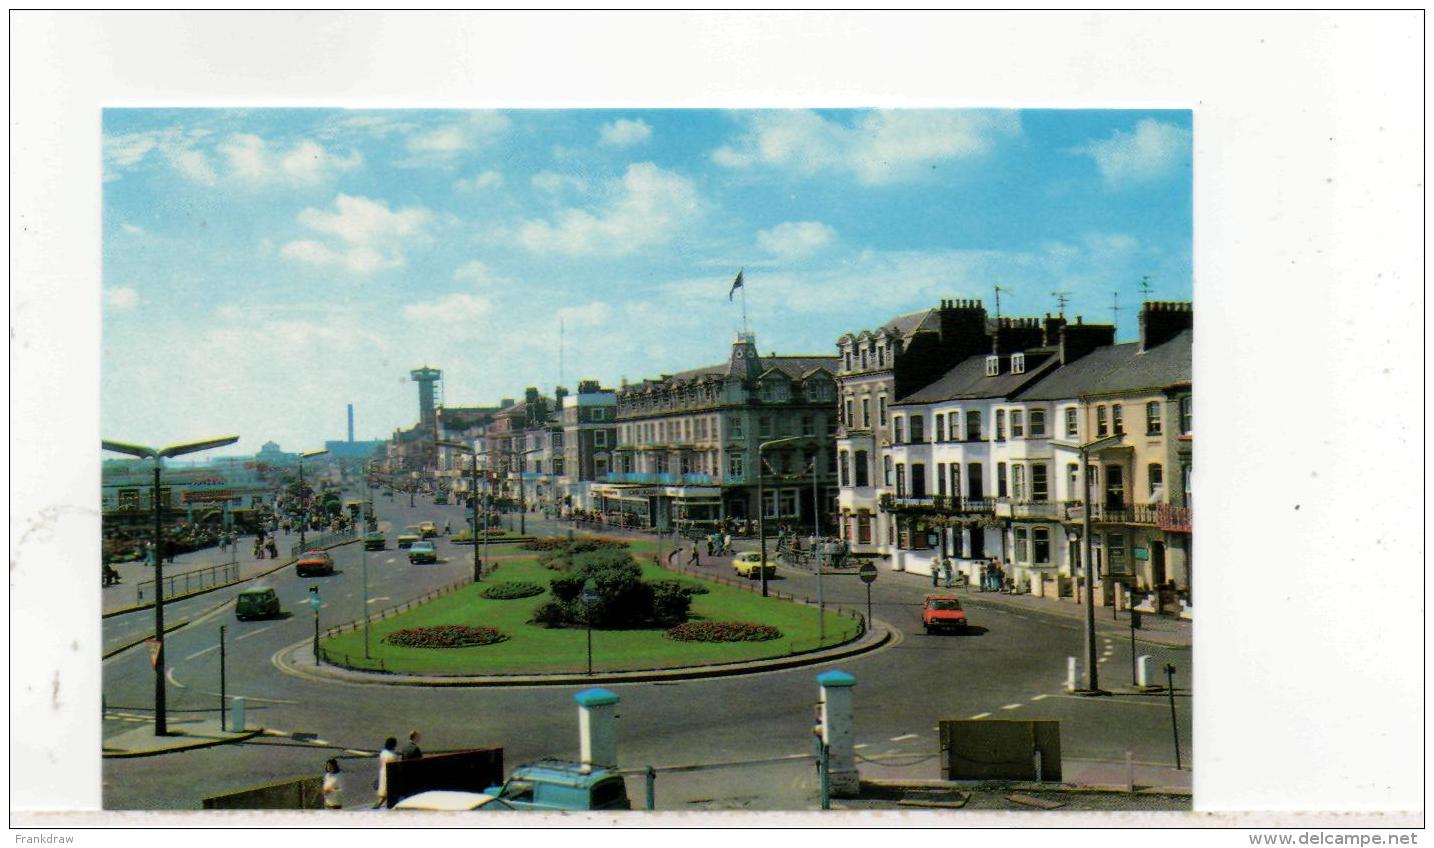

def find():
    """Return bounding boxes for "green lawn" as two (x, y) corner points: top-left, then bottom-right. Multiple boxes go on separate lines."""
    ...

(320, 552), (859, 675)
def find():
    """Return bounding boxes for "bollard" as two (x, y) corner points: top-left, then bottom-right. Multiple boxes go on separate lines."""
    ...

(1034, 749), (1043, 783)
(1136, 655), (1152, 688)
(229, 696), (246, 733)
(645, 766), (655, 811)
(1126, 750), (1135, 791)
(1066, 657), (1077, 692)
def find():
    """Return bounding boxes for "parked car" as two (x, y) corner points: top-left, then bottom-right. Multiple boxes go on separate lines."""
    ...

(418, 521), (439, 538)
(393, 791), (516, 811)
(733, 551), (776, 579)
(922, 594), (968, 633)
(235, 586), (281, 620)
(433, 493), (448, 505)
(296, 550), (335, 577)
(397, 526), (421, 548)
(479, 760), (631, 811)
(363, 531), (387, 551)
(408, 540), (438, 564)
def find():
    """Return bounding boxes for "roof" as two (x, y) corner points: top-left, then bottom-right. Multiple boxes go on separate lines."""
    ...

(839, 308), (938, 344)
(1015, 330), (1191, 400)
(637, 354), (837, 388)
(894, 351), (1062, 405)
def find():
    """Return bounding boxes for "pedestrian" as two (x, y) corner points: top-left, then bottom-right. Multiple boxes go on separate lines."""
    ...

(942, 558), (953, 589)
(373, 737), (399, 808)
(400, 729), (423, 761)
(689, 545), (701, 568)
(706, 535), (715, 557)
(253, 539), (264, 560)
(444, 521), (451, 536)
(322, 758), (344, 810)
(931, 561), (940, 587)
(722, 532), (732, 555)
(266, 539), (278, 559)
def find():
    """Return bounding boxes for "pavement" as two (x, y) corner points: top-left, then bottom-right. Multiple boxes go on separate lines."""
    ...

(102, 714), (261, 758)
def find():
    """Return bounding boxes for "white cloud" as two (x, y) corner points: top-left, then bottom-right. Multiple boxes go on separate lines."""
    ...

(454, 170), (503, 192)
(403, 112), (511, 162)
(281, 194), (432, 274)
(531, 170), (588, 194)
(756, 221), (837, 260)
(1074, 119), (1191, 188)
(217, 133), (361, 186)
(120, 223), (145, 236)
(556, 301), (614, 327)
(453, 260), (505, 286)
(517, 162), (700, 256)
(403, 293), (494, 324)
(599, 118), (652, 147)
(712, 109), (1022, 185)
(171, 148), (218, 186)
(105, 287), (139, 309)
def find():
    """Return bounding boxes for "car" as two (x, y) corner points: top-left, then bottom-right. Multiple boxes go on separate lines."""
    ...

(296, 550), (335, 577)
(235, 586), (281, 620)
(408, 540), (438, 564)
(477, 760), (631, 811)
(732, 550), (776, 579)
(393, 791), (517, 811)
(922, 594), (968, 633)
(418, 521), (438, 538)
(397, 526), (421, 548)
(433, 493), (448, 505)
(363, 531), (387, 551)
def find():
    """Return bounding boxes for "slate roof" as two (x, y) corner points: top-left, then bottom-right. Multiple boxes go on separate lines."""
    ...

(651, 355), (838, 386)
(894, 351), (1062, 405)
(1015, 330), (1192, 401)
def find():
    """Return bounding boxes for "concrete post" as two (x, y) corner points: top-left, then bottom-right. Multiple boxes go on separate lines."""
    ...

(229, 696), (246, 733)
(1136, 655), (1152, 689)
(1066, 657), (1077, 692)
(575, 687), (620, 772)
(816, 670), (858, 798)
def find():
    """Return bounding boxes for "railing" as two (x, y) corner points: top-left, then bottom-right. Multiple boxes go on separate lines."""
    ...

(1011, 501), (1060, 519)
(136, 561), (240, 603)
(598, 472), (716, 486)
(879, 494), (996, 515)
(1156, 504), (1192, 532)
(290, 527), (358, 557)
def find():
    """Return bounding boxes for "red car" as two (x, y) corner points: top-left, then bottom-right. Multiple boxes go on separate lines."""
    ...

(296, 550), (335, 577)
(922, 594), (968, 633)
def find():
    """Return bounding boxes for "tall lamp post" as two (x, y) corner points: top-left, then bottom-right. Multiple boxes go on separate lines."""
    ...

(297, 449), (329, 550)
(1055, 417), (1122, 694)
(516, 447), (543, 536)
(437, 441), (484, 582)
(102, 434), (239, 736)
(757, 436), (804, 598)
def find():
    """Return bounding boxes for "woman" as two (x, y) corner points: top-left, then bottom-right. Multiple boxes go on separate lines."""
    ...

(321, 758), (344, 810)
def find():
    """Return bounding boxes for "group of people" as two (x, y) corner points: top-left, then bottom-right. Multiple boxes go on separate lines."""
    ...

(928, 557), (1008, 591)
(321, 729), (423, 810)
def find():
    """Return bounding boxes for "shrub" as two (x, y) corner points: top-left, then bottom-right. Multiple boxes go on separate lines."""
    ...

(549, 573), (586, 604)
(522, 535), (628, 553)
(479, 581), (544, 600)
(529, 600), (572, 628)
(666, 622), (782, 642)
(649, 579), (709, 597)
(384, 625), (507, 648)
(650, 581), (693, 627)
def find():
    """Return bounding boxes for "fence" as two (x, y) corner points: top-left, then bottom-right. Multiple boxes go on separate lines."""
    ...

(290, 527), (358, 557)
(136, 561), (240, 603)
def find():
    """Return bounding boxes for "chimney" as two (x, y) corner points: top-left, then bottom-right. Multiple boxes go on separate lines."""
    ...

(578, 379), (600, 394)
(1059, 322), (1117, 365)
(500, 398), (515, 408)
(935, 298), (989, 359)
(1139, 301), (1193, 352)
(991, 316), (1044, 355)
(575, 688), (620, 772)
(1042, 313), (1067, 347)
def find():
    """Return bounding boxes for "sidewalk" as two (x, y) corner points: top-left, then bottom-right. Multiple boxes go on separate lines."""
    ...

(102, 714), (260, 758)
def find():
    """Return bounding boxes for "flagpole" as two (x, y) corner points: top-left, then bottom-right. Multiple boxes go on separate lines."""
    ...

(740, 277), (750, 335)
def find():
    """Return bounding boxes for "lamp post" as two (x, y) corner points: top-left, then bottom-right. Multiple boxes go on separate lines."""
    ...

(361, 462), (373, 658)
(516, 447), (543, 536)
(1055, 420), (1122, 694)
(297, 449), (329, 550)
(437, 441), (484, 582)
(102, 434), (239, 736)
(757, 436), (804, 598)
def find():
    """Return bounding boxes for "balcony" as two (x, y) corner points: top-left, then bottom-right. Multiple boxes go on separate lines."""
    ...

(879, 493), (996, 515)
(598, 472), (717, 486)
(1062, 502), (1164, 526)
(1156, 504), (1192, 532)
(1010, 500), (1060, 520)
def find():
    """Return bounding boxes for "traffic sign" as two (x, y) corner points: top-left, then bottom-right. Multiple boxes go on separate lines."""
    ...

(858, 562), (878, 584)
(146, 637), (162, 669)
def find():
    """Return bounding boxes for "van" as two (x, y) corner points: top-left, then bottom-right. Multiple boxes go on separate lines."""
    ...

(235, 587), (281, 620)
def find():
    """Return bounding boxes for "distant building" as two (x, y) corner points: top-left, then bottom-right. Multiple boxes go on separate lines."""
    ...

(557, 380), (618, 511)
(255, 440), (298, 467)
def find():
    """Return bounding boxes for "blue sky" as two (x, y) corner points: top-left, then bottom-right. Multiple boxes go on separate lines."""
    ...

(102, 108), (1191, 456)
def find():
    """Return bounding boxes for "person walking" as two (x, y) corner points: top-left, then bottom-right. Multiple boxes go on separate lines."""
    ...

(400, 730), (423, 761)
(931, 561), (940, 587)
(688, 545), (701, 568)
(942, 558), (954, 589)
(266, 539), (278, 559)
(253, 539), (264, 560)
(322, 758), (345, 810)
(373, 737), (400, 808)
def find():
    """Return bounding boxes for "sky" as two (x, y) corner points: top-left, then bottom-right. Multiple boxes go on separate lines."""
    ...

(102, 108), (1191, 457)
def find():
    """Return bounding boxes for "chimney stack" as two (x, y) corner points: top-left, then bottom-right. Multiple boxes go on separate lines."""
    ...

(1059, 322), (1117, 365)
(1139, 301), (1193, 353)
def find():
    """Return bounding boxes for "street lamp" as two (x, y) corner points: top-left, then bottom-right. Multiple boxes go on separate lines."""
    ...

(102, 434), (239, 736)
(437, 440), (484, 583)
(297, 449), (329, 550)
(757, 436), (805, 598)
(516, 447), (543, 536)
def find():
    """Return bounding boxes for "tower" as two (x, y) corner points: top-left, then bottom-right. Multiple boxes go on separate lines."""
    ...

(347, 403), (354, 443)
(410, 366), (442, 432)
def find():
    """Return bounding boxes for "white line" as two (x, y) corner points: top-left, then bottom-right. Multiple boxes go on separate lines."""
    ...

(345, 749), (371, 757)
(1001, 703), (1023, 710)
(1031, 694), (1049, 701)
(236, 625), (275, 641)
(970, 712), (991, 720)
(165, 667), (185, 688)
(368, 597), (391, 604)
(853, 744), (870, 750)
(889, 733), (919, 742)
(184, 644), (220, 661)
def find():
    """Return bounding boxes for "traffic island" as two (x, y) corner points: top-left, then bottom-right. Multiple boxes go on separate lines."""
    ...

(102, 716), (261, 759)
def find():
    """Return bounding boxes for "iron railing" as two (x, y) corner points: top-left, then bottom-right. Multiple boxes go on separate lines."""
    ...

(136, 561), (240, 603)
(290, 527), (358, 556)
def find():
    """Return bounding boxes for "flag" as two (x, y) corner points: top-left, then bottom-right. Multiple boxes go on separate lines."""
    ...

(728, 269), (744, 301)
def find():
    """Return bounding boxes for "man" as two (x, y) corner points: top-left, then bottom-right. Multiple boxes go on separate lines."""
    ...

(688, 545), (701, 568)
(400, 730), (423, 761)
(942, 558), (954, 589)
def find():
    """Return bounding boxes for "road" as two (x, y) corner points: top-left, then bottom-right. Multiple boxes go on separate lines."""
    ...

(102, 494), (1191, 810)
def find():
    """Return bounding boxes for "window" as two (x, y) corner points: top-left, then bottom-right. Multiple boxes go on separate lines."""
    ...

(965, 410), (981, 441)
(1096, 405), (1109, 437)
(937, 462), (947, 495)
(1011, 410), (1024, 438)
(1012, 464), (1025, 500)
(878, 397), (888, 426)
(1065, 407), (1078, 438)
(727, 453), (744, 479)
(861, 399), (871, 429)
(730, 416), (743, 437)
(592, 408), (607, 421)
(950, 463), (961, 498)
(801, 415), (814, 436)
(859, 349), (868, 370)
(986, 355), (1000, 376)
(949, 411), (962, 441)
(763, 490), (779, 519)
(1067, 463), (1079, 499)
(910, 463), (927, 497)
(895, 463), (906, 497)
(594, 430), (608, 449)
(1012, 353), (1026, 374)
(997, 462), (1008, 498)
(1033, 527), (1050, 564)
(883, 455), (893, 485)
(1112, 404), (1124, 436)
(1107, 533), (1128, 574)
(1149, 463), (1164, 498)
(758, 416), (772, 437)
(877, 345), (885, 367)
(1014, 527), (1029, 562)
(1146, 401), (1163, 435)
(1029, 409), (1046, 437)
(779, 489), (797, 516)
(825, 415), (837, 436)
(857, 512), (872, 544)
(995, 410), (1006, 441)
(909, 415), (924, 443)
(843, 351), (852, 371)
(1031, 463), (1049, 502)
(838, 451), (850, 487)
(1179, 395), (1192, 434)
(844, 399), (853, 427)
(935, 414), (946, 442)
(854, 450), (869, 487)
(893, 417), (904, 444)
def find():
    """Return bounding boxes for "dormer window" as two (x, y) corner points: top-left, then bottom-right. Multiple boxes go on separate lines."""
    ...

(985, 355), (1000, 376)
(1011, 353), (1026, 374)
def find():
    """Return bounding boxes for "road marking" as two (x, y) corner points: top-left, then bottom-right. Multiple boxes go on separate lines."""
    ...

(184, 644), (220, 661)
(854, 744), (869, 750)
(368, 597), (391, 604)
(345, 749), (371, 757)
(1031, 694), (1049, 701)
(1051, 694), (1172, 708)
(970, 712), (991, 720)
(889, 734), (919, 742)
(165, 667), (185, 688)
(1001, 703), (1023, 710)
(235, 625), (275, 641)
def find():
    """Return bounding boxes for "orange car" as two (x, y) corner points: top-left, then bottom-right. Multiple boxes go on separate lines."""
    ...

(922, 594), (968, 633)
(296, 550), (335, 577)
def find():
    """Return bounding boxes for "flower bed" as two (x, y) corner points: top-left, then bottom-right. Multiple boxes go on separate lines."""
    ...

(522, 535), (628, 553)
(479, 581), (544, 600)
(382, 625), (507, 648)
(665, 621), (782, 642)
